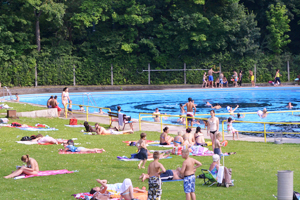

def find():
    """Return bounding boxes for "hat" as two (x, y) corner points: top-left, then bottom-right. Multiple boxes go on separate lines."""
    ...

(212, 154), (220, 162)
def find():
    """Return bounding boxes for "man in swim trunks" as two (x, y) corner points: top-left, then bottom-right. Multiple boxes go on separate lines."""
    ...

(208, 68), (220, 88)
(50, 96), (61, 117)
(211, 104), (222, 109)
(249, 70), (255, 87)
(183, 98), (196, 127)
(139, 167), (183, 182)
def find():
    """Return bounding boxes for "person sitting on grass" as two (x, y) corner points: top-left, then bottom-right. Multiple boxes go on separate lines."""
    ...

(62, 140), (105, 153)
(139, 167), (183, 182)
(4, 155), (39, 179)
(194, 127), (205, 146)
(174, 131), (184, 146)
(160, 127), (174, 145)
(95, 123), (133, 135)
(183, 128), (195, 146)
(209, 154), (234, 188)
(84, 121), (96, 132)
(89, 178), (146, 200)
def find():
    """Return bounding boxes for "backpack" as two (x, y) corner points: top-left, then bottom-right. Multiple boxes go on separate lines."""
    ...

(21, 136), (31, 141)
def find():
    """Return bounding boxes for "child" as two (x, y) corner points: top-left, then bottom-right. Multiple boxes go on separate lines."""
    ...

(202, 72), (207, 88)
(214, 133), (223, 159)
(147, 151), (166, 200)
(136, 133), (148, 169)
(182, 135), (190, 148)
(68, 100), (73, 116)
(227, 117), (239, 140)
(180, 149), (202, 200)
(174, 131), (184, 146)
(194, 127), (205, 146)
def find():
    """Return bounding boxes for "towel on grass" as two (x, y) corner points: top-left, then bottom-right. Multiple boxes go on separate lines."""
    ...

(122, 140), (159, 144)
(14, 169), (75, 179)
(17, 127), (58, 131)
(65, 125), (85, 127)
(148, 144), (174, 148)
(117, 156), (172, 161)
(72, 190), (148, 200)
(162, 179), (183, 182)
(59, 151), (103, 154)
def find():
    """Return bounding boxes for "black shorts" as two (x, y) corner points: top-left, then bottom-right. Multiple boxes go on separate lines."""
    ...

(137, 148), (148, 160)
(160, 170), (174, 180)
(210, 130), (217, 134)
(160, 142), (168, 145)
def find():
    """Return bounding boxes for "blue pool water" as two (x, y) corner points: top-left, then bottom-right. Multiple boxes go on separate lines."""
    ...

(19, 87), (300, 135)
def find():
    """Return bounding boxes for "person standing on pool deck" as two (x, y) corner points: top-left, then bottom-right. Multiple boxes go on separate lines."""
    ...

(208, 68), (220, 88)
(249, 70), (255, 87)
(183, 98), (196, 127)
(219, 73), (224, 88)
(223, 76), (228, 87)
(202, 72), (207, 88)
(61, 87), (71, 112)
(153, 108), (161, 122)
(233, 71), (238, 87)
(238, 70), (243, 87)
(207, 110), (219, 150)
(274, 69), (282, 86)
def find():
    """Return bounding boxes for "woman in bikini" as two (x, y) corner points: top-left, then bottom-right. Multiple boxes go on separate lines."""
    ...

(194, 127), (205, 146)
(160, 127), (174, 145)
(4, 155), (39, 179)
(95, 123), (133, 135)
(61, 87), (71, 115)
(174, 131), (184, 146)
(207, 110), (219, 149)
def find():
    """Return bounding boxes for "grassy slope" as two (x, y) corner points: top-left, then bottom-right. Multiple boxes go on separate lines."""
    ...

(0, 117), (299, 200)
(0, 102), (46, 113)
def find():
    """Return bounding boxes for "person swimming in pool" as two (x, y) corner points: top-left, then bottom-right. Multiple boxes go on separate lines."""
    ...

(235, 113), (245, 118)
(211, 104), (222, 110)
(257, 108), (268, 118)
(287, 102), (294, 109)
(205, 102), (212, 106)
(228, 105), (239, 116)
(153, 108), (161, 122)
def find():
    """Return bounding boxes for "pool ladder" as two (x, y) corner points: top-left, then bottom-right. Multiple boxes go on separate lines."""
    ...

(1, 86), (14, 100)
(82, 93), (98, 108)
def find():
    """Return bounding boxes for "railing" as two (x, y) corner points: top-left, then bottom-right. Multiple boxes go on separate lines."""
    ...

(64, 103), (111, 123)
(139, 112), (208, 132)
(221, 120), (300, 143)
(139, 110), (300, 141)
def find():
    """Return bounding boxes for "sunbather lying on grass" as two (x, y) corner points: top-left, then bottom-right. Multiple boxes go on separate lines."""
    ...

(90, 178), (146, 200)
(61, 140), (105, 153)
(4, 155), (39, 179)
(95, 123), (133, 135)
(31, 134), (64, 144)
(139, 167), (183, 182)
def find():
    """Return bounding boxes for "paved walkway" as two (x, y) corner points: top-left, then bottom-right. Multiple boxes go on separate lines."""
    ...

(63, 113), (300, 144)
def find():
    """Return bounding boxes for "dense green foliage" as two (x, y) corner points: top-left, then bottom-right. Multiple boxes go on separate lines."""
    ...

(1, 0), (300, 86)
(1, 117), (300, 199)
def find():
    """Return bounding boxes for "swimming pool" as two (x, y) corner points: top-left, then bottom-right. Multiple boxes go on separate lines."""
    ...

(19, 87), (300, 135)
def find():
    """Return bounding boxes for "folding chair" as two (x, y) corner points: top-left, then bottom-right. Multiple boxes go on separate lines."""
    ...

(201, 169), (218, 187)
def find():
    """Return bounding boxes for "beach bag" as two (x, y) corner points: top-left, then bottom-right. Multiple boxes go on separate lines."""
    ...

(21, 136), (31, 141)
(30, 135), (36, 140)
(69, 117), (77, 125)
(11, 122), (22, 127)
(172, 146), (182, 155)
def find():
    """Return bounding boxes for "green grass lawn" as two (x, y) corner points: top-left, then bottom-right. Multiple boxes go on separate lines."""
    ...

(0, 102), (46, 113)
(0, 117), (300, 200)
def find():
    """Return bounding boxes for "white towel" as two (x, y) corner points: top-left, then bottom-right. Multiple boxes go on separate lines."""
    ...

(217, 166), (224, 183)
(118, 113), (124, 126)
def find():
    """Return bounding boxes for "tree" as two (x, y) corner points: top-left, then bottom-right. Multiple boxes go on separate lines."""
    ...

(266, 3), (291, 54)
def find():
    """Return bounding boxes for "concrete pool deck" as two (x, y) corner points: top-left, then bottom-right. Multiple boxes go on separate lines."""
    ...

(65, 113), (300, 144)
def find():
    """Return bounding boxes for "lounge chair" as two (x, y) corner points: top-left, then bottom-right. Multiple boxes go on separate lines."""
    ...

(201, 169), (218, 187)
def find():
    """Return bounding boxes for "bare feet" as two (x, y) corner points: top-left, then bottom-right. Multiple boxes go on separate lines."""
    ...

(139, 173), (144, 179)
(138, 163), (142, 169)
